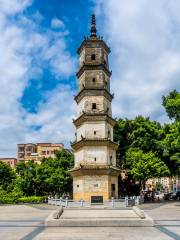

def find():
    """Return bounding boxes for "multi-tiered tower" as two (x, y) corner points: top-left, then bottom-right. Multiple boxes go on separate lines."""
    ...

(70, 14), (119, 203)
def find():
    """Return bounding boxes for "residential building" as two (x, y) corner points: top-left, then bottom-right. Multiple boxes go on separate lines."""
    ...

(146, 177), (175, 192)
(17, 143), (37, 162)
(37, 143), (64, 159)
(17, 143), (64, 163)
(0, 158), (17, 168)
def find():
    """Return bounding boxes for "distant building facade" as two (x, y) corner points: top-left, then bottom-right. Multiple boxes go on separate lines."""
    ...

(0, 158), (17, 168)
(17, 143), (64, 164)
(146, 176), (180, 192)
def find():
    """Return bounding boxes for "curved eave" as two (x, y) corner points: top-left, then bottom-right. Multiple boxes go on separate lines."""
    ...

(73, 113), (117, 128)
(69, 165), (120, 177)
(76, 64), (112, 78)
(77, 38), (111, 55)
(71, 138), (119, 151)
(74, 88), (114, 103)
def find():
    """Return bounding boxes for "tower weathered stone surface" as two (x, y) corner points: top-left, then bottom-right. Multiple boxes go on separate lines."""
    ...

(70, 14), (119, 203)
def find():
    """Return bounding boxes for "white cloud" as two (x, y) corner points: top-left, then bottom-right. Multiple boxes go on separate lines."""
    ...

(25, 85), (76, 144)
(94, 0), (180, 122)
(0, 0), (32, 15)
(51, 17), (65, 29)
(0, 0), (76, 157)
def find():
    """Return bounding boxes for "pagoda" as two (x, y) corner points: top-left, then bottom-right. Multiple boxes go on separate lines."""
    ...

(70, 14), (119, 203)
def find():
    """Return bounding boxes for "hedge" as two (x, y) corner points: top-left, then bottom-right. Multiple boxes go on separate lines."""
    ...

(18, 196), (46, 203)
(0, 195), (46, 204)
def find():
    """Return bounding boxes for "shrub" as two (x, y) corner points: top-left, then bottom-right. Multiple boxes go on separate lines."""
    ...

(0, 188), (46, 204)
(18, 196), (46, 203)
(0, 187), (22, 204)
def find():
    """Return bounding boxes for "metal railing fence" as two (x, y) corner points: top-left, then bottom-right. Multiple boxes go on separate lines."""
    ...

(48, 196), (143, 208)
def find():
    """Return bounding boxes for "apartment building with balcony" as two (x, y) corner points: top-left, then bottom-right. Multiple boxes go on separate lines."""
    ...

(17, 143), (64, 164)
(37, 143), (64, 159)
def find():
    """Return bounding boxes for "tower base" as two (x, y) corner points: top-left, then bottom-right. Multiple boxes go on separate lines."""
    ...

(70, 166), (119, 202)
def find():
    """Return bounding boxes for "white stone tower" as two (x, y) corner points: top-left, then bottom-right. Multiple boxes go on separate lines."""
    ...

(70, 14), (119, 203)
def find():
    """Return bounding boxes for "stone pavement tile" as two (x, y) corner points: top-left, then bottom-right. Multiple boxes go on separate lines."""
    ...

(34, 227), (173, 240)
(166, 227), (180, 238)
(0, 205), (51, 221)
(144, 202), (180, 222)
(155, 226), (180, 240)
(155, 220), (180, 226)
(61, 209), (138, 219)
(0, 227), (37, 240)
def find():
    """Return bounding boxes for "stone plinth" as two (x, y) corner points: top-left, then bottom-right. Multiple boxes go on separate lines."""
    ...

(45, 207), (154, 227)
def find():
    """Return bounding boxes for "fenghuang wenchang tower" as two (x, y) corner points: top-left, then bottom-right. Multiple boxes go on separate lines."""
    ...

(70, 14), (120, 203)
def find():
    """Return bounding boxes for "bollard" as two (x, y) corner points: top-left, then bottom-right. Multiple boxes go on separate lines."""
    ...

(65, 197), (68, 208)
(136, 196), (140, 205)
(80, 199), (84, 207)
(111, 197), (115, 208)
(125, 196), (128, 207)
(133, 196), (135, 206)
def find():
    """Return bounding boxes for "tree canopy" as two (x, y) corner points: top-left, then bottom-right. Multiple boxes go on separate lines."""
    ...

(15, 149), (74, 196)
(0, 161), (16, 190)
(162, 90), (180, 121)
(125, 148), (169, 183)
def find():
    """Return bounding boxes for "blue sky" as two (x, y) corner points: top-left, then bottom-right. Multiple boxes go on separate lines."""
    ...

(22, 0), (94, 113)
(0, 0), (179, 156)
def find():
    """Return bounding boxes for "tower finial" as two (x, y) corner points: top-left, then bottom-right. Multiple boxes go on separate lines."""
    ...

(90, 14), (97, 37)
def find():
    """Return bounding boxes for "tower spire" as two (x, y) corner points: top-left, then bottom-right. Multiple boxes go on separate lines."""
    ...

(90, 14), (97, 37)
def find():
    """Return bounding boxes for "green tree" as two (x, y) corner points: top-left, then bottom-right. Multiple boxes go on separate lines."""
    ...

(16, 161), (39, 196)
(0, 161), (16, 190)
(125, 148), (170, 188)
(40, 149), (74, 196)
(114, 116), (164, 166)
(160, 122), (180, 174)
(162, 90), (180, 121)
(15, 150), (74, 196)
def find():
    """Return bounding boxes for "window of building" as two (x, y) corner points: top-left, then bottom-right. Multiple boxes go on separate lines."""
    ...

(77, 185), (79, 188)
(92, 78), (96, 83)
(92, 103), (96, 109)
(108, 130), (110, 135)
(91, 54), (96, 60)
(111, 184), (115, 191)
(19, 147), (24, 152)
(110, 156), (113, 164)
(47, 151), (49, 154)
(94, 157), (96, 162)
(94, 184), (98, 187)
(94, 131), (96, 135)
(42, 151), (46, 155)
(26, 147), (31, 152)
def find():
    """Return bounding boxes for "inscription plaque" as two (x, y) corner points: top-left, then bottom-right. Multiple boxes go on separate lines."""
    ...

(91, 196), (103, 204)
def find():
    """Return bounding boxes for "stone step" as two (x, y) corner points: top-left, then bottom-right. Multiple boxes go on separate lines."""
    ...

(45, 208), (154, 227)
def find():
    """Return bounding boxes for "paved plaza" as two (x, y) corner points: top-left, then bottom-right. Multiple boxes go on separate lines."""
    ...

(0, 202), (180, 240)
